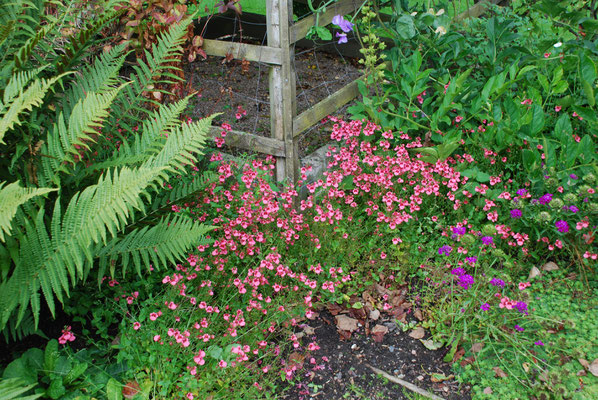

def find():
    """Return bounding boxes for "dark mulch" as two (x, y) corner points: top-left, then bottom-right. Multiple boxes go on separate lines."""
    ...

(185, 45), (361, 157)
(281, 309), (471, 400)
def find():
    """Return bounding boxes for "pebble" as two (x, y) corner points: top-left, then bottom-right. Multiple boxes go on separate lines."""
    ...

(351, 344), (358, 350)
(411, 350), (417, 355)
(417, 375), (424, 381)
(335, 372), (342, 380)
(384, 322), (397, 332)
(388, 345), (395, 353)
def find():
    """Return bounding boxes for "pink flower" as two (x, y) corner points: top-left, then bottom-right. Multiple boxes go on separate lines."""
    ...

(544, 52), (551, 58)
(58, 326), (76, 345)
(153, 335), (161, 342)
(518, 282), (531, 290)
(150, 312), (159, 321)
(133, 322), (141, 330)
(555, 105), (562, 112)
(219, 360), (228, 368)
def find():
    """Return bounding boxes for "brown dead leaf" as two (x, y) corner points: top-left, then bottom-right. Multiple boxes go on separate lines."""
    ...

(122, 381), (141, 399)
(579, 358), (590, 369)
(483, 387), (493, 395)
(452, 347), (465, 363)
(577, 369), (587, 377)
(371, 324), (389, 343)
(374, 283), (392, 297)
(414, 308), (424, 321)
(303, 325), (315, 336)
(430, 373), (454, 383)
(460, 356), (475, 367)
(327, 303), (343, 316)
(339, 330), (352, 340)
(522, 362), (530, 373)
(288, 352), (305, 369)
(349, 307), (367, 322)
(493, 367), (508, 378)
(589, 359), (598, 377)
(471, 342), (484, 353)
(369, 309), (381, 320)
(542, 261), (559, 271)
(529, 266), (542, 280)
(409, 327), (425, 339)
(335, 315), (359, 332)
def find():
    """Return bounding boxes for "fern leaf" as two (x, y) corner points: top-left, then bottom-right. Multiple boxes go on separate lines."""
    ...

(108, 19), (191, 128)
(41, 84), (127, 181)
(0, 165), (167, 330)
(0, 75), (62, 144)
(92, 95), (192, 171)
(13, 22), (54, 70)
(0, 181), (56, 242)
(1, 66), (45, 107)
(97, 215), (213, 278)
(143, 114), (216, 174)
(149, 170), (217, 212)
(61, 44), (127, 117)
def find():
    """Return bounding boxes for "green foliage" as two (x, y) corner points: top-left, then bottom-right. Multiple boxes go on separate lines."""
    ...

(0, 0), (214, 338)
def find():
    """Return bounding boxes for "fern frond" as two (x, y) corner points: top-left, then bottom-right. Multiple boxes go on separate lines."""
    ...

(41, 84), (126, 182)
(0, 165), (167, 330)
(55, 13), (118, 74)
(108, 19), (191, 128)
(0, 181), (56, 242)
(13, 21), (54, 70)
(97, 215), (212, 278)
(143, 114), (216, 174)
(93, 96), (192, 171)
(0, 378), (42, 400)
(1, 66), (45, 107)
(0, 20), (14, 50)
(0, 75), (63, 144)
(61, 44), (127, 116)
(1, 308), (44, 343)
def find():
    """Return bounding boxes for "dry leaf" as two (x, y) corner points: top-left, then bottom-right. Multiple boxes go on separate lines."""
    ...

(493, 367), (508, 378)
(369, 309), (381, 320)
(483, 387), (493, 394)
(529, 266), (542, 279)
(578, 358), (590, 369)
(522, 362), (530, 373)
(453, 348), (465, 363)
(335, 315), (359, 332)
(460, 356), (475, 367)
(542, 261), (559, 271)
(122, 381), (141, 399)
(303, 325), (315, 335)
(371, 324), (388, 343)
(414, 308), (424, 321)
(339, 330), (352, 340)
(409, 327), (425, 339)
(430, 373), (454, 382)
(589, 359), (598, 377)
(288, 352), (305, 369)
(471, 342), (484, 353)
(327, 303), (343, 316)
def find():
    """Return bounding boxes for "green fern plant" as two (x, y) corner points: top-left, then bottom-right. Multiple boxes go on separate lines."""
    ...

(0, 0), (215, 336)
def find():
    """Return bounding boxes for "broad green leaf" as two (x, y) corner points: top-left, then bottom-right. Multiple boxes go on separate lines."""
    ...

(530, 105), (545, 135)
(106, 378), (123, 400)
(395, 15), (416, 40)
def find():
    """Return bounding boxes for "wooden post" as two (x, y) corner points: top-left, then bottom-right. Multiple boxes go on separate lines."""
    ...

(267, 0), (297, 184)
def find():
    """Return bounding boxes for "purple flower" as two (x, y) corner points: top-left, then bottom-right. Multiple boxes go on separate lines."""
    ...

(458, 274), (475, 289)
(438, 245), (453, 256)
(481, 236), (494, 245)
(514, 325), (524, 332)
(465, 256), (478, 264)
(534, 340), (544, 346)
(569, 205), (579, 213)
(555, 220), (569, 233)
(452, 226), (466, 235)
(480, 303), (490, 311)
(514, 301), (528, 315)
(490, 278), (505, 287)
(332, 15), (354, 32)
(538, 193), (553, 205)
(335, 32), (348, 44)
(451, 267), (466, 276)
(516, 188), (528, 196)
(569, 174), (578, 180)
(510, 209), (522, 219)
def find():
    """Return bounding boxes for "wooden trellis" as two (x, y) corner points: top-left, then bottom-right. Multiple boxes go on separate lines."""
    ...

(202, 0), (363, 183)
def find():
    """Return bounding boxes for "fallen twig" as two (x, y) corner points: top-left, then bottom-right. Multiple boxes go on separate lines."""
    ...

(366, 364), (446, 400)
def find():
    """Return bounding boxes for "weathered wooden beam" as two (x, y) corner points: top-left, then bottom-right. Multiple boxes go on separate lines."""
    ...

(267, 0), (297, 183)
(454, 0), (502, 21)
(291, 0), (362, 43)
(293, 75), (362, 137)
(202, 39), (283, 65)
(208, 126), (285, 157)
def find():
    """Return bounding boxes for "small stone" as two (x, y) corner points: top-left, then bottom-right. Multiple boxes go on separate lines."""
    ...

(411, 350), (417, 356)
(384, 322), (397, 332)
(335, 372), (343, 380)
(369, 309), (381, 320)
(351, 344), (358, 350)
(529, 266), (542, 280)
(388, 345), (395, 353)
(416, 375), (424, 381)
(542, 261), (559, 271)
